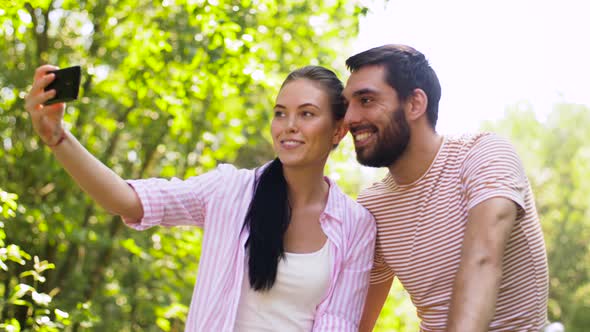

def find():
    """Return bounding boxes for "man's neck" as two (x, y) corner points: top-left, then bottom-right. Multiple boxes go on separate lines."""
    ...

(388, 130), (444, 185)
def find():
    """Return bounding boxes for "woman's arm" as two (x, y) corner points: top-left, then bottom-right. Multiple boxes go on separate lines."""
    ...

(25, 65), (142, 220)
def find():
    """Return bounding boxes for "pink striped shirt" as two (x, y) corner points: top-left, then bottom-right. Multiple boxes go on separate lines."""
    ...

(125, 163), (376, 331)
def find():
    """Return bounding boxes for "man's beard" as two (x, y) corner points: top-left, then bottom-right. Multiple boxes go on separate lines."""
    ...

(355, 107), (410, 168)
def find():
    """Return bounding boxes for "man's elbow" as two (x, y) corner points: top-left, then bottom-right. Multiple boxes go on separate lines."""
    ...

(469, 251), (504, 278)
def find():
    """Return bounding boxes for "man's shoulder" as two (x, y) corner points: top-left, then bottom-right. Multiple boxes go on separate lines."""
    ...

(357, 175), (392, 204)
(453, 131), (515, 147)
(445, 132), (504, 150)
(443, 132), (517, 164)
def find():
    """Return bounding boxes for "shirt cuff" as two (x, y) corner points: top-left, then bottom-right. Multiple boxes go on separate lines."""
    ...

(123, 179), (165, 230)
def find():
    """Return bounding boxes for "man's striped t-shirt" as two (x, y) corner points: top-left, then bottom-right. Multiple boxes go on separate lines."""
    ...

(358, 133), (548, 332)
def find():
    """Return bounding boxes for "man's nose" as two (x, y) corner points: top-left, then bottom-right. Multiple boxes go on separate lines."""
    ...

(344, 104), (362, 127)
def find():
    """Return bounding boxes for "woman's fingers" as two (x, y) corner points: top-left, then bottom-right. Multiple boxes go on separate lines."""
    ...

(25, 71), (58, 112)
(25, 65), (66, 146)
(30, 72), (55, 92)
(33, 65), (59, 81)
(25, 89), (56, 112)
(31, 66), (59, 97)
(43, 102), (65, 115)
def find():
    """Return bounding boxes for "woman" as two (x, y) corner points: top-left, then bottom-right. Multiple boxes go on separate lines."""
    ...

(25, 65), (376, 331)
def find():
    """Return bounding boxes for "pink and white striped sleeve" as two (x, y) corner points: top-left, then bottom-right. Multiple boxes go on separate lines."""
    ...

(123, 166), (225, 230)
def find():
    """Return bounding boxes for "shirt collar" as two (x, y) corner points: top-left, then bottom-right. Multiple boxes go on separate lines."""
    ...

(320, 176), (346, 224)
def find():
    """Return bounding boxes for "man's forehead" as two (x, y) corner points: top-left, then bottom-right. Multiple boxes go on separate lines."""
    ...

(343, 66), (387, 96)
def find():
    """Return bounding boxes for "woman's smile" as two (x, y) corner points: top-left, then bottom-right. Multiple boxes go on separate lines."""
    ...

(280, 139), (305, 149)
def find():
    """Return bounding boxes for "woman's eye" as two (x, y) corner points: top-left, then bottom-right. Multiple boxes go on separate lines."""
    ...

(274, 110), (285, 117)
(302, 111), (314, 117)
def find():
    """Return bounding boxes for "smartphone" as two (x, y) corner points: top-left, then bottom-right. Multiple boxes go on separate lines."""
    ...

(43, 65), (81, 105)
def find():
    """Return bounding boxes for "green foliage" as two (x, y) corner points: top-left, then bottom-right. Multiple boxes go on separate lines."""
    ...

(373, 280), (419, 331)
(483, 103), (590, 332)
(0, 1), (368, 330)
(0, 188), (70, 331)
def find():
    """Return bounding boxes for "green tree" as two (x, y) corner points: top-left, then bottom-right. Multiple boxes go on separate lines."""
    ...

(483, 103), (590, 332)
(1, 188), (72, 331)
(0, 1), (369, 330)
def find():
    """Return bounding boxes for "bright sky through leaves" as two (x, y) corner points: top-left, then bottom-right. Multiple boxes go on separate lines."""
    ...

(354, 0), (590, 134)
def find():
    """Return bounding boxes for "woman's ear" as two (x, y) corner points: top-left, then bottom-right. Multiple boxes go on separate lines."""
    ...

(332, 120), (349, 148)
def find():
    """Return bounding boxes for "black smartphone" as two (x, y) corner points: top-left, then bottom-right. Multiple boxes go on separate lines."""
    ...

(43, 65), (81, 105)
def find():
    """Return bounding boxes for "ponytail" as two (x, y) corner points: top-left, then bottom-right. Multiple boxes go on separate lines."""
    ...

(243, 158), (290, 291)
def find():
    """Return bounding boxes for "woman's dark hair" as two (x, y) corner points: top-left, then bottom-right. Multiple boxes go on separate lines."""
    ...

(244, 66), (345, 291)
(346, 44), (442, 129)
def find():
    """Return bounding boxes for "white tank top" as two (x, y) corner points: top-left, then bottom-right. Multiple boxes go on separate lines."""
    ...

(234, 241), (332, 332)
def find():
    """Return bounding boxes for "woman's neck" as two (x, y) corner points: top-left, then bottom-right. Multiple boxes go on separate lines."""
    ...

(282, 165), (329, 208)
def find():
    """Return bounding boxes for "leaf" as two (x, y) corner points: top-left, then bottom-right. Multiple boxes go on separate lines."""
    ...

(9, 283), (33, 302)
(155, 317), (171, 331)
(32, 291), (52, 306)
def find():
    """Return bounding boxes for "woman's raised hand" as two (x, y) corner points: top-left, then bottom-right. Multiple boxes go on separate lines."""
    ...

(24, 65), (66, 147)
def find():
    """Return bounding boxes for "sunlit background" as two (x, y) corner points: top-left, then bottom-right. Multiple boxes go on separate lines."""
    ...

(355, 0), (590, 135)
(337, 0), (590, 194)
(1, 1), (589, 331)
(332, 1), (590, 330)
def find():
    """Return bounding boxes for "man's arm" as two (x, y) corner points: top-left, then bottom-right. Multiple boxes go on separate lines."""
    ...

(446, 197), (518, 331)
(359, 276), (394, 332)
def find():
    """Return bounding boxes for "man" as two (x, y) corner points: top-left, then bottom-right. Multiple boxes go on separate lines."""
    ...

(342, 44), (549, 331)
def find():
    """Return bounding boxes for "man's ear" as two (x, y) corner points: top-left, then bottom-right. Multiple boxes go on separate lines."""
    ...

(332, 120), (349, 148)
(406, 88), (428, 121)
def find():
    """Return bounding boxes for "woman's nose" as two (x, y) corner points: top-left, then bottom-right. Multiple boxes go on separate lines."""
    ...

(286, 115), (298, 132)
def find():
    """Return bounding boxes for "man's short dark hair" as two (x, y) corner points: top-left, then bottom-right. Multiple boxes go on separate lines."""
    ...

(346, 44), (442, 128)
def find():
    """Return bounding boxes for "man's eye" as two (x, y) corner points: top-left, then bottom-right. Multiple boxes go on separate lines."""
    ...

(361, 97), (373, 104)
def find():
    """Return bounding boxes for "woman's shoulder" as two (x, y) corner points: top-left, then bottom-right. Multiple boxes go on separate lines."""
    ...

(214, 163), (258, 178)
(197, 163), (257, 192)
(325, 179), (376, 251)
(325, 177), (375, 227)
